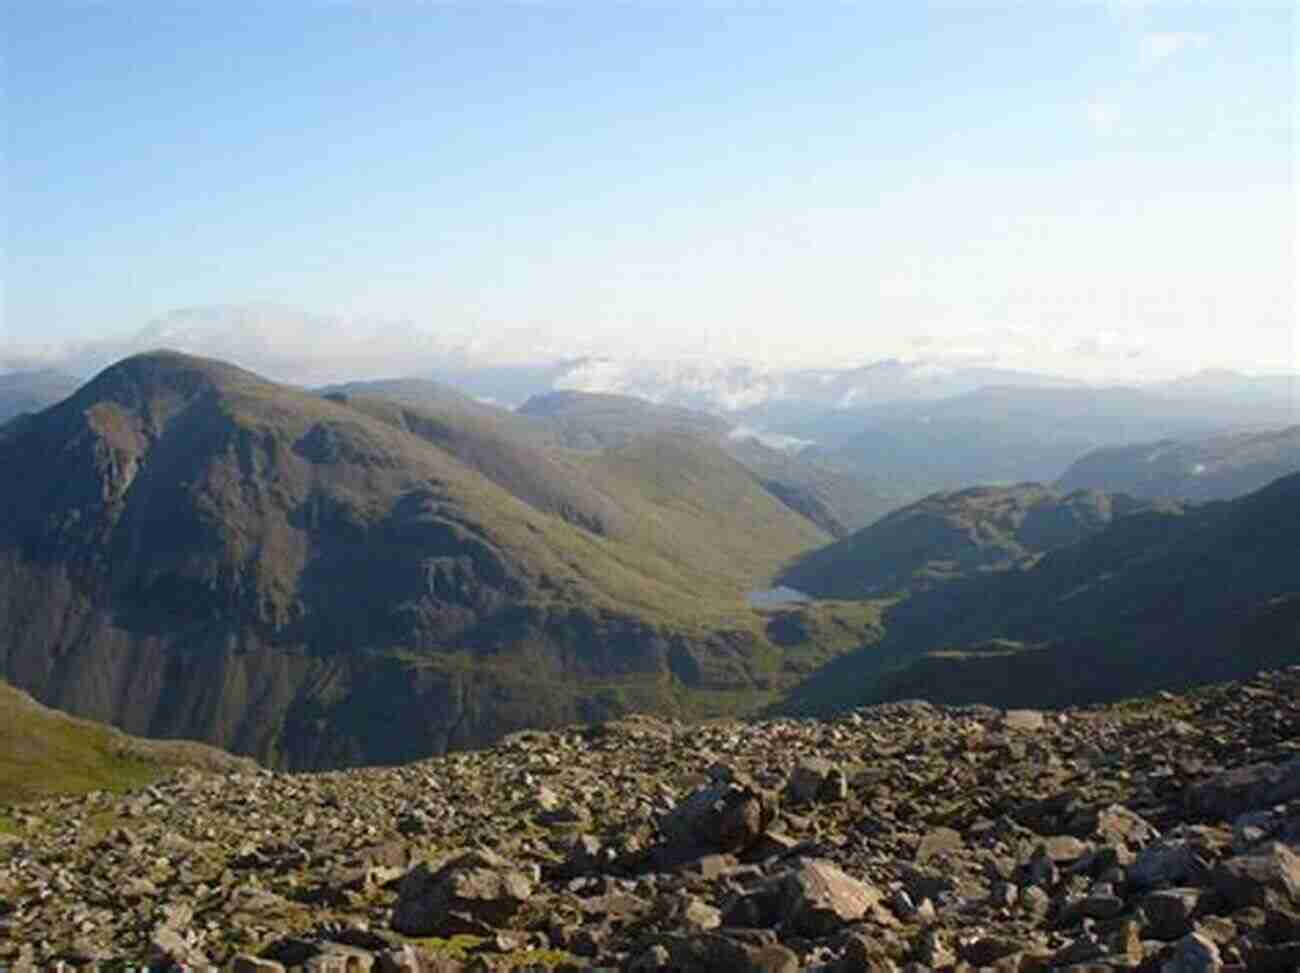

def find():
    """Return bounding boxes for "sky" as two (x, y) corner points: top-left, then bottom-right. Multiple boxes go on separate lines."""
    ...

(4, 1), (1296, 382)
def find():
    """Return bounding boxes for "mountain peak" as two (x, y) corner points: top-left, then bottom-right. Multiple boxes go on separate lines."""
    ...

(71, 348), (264, 409)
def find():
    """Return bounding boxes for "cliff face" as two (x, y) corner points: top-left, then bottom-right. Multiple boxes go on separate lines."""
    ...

(1, 352), (836, 769)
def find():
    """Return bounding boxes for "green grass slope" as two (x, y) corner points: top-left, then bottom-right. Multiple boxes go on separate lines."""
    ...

(518, 389), (732, 450)
(0, 680), (253, 804)
(516, 387), (901, 535)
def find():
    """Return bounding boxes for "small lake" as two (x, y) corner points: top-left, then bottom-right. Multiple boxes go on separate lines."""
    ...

(746, 586), (811, 608)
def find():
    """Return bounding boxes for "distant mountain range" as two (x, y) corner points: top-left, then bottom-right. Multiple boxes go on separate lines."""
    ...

(13, 305), (1297, 523)
(0, 370), (81, 424)
(8, 300), (1281, 398)
(787, 384), (1297, 495)
(538, 356), (1084, 413)
(1058, 425), (1300, 503)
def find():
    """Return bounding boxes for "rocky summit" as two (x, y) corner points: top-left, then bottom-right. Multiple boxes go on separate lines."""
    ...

(0, 670), (1296, 972)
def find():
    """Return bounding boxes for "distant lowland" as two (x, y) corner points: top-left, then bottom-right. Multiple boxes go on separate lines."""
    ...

(2, 336), (1297, 772)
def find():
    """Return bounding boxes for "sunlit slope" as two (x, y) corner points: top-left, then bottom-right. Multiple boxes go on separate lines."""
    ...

(517, 387), (903, 535)
(0, 680), (253, 804)
(780, 483), (1158, 599)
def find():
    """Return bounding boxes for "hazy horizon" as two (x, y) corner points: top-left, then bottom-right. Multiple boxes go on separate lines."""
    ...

(3, 299), (1297, 395)
(5, 3), (1296, 383)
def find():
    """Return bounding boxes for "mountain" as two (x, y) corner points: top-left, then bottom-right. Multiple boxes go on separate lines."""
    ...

(779, 483), (1158, 600)
(0, 680), (254, 804)
(319, 377), (515, 420)
(780, 471), (1300, 714)
(0, 351), (886, 770)
(517, 388), (904, 535)
(800, 384), (1298, 495)
(1153, 367), (1299, 407)
(723, 438), (906, 537)
(1057, 426), (1300, 503)
(518, 389), (732, 450)
(0, 369), (82, 423)
(547, 356), (1082, 415)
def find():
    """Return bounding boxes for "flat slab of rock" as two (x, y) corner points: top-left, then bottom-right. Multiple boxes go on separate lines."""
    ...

(777, 858), (883, 937)
(1003, 710), (1047, 732)
(1041, 835), (1091, 863)
(915, 826), (964, 864)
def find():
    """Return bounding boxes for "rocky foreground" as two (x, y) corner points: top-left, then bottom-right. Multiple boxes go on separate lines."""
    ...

(2, 670), (1298, 972)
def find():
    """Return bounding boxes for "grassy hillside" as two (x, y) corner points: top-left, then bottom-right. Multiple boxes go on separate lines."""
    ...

(516, 387), (902, 535)
(0, 680), (253, 804)
(319, 378), (557, 441)
(0, 351), (862, 770)
(518, 389), (732, 449)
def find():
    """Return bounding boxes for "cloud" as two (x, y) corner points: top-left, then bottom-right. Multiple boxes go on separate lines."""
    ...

(1, 305), (593, 385)
(1085, 99), (1120, 135)
(1140, 31), (1209, 64)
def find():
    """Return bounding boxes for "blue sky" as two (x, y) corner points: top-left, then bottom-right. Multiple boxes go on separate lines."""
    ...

(4, 1), (1295, 379)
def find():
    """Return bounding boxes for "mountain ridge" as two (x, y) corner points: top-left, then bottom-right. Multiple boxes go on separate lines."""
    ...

(778, 483), (1161, 600)
(778, 469), (1300, 714)
(1057, 425), (1300, 503)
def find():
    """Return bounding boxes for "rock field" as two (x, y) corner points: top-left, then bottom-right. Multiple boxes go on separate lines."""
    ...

(1, 668), (1297, 972)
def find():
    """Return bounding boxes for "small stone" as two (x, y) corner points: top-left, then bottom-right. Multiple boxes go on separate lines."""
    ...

(1161, 932), (1222, 973)
(787, 757), (848, 805)
(1141, 888), (1206, 941)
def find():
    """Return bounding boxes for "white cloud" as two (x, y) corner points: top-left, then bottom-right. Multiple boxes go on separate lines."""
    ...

(1085, 99), (1120, 134)
(727, 424), (815, 453)
(1140, 31), (1209, 64)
